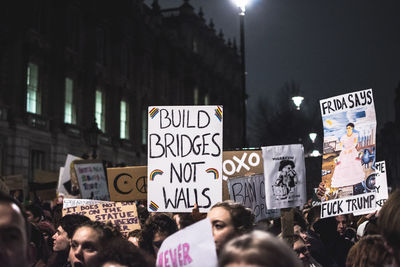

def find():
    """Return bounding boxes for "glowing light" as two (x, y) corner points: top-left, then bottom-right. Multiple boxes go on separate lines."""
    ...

(232, 0), (249, 15)
(292, 96), (304, 110)
(309, 133), (317, 143)
(310, 150), (321, 157)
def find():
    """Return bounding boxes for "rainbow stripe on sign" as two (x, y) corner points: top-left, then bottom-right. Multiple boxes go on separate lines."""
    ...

(149, 108), (159, 119)
(150, 169), (163, 181)
(206, 168), (219, 180)
(149, 201), (159, 211)
(215, 106), (223, 122)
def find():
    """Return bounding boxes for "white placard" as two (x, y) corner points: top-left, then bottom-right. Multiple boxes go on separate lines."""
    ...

(321, 192), (376, 218)
(156, 218), (217, 267)
(58, 154), (81, 196)
(74, 162), (110, 200)
(262, 144), (307, 209)
(227, 174), (280, 221)
(63, 198), (111, 209)
(147, 106), (223, 212)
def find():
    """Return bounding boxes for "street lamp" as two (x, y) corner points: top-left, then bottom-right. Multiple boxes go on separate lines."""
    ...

(292, 96), (304, 110)
(86, 119), (101, 159)
(309, 132), (317, 143)
(232, 0), (249, 147)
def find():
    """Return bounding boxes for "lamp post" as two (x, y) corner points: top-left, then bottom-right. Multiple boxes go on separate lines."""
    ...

(291, 96), (304, 110)
(87, 119), (101, 159)
(233, 0), (249, 147)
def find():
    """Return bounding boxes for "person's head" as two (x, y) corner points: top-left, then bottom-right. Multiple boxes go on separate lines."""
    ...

(378, 189), (400, 266)
(127, 229), (141, 247)
(346, 123), (355, 136)
(53, 214), (90, 252)
(335, 214), (349, 236)
(292, 234), (312, 267)
(69, 221), (122, 267)
(25, 204), (43, 224)
(207, 201), (255, 254)
(346, 235), (392, 267)
(219, 230), (302, 267)
(0, 192), (34, 267)
(97, 238), (153, 267)
(173, 213), (195, 230)
(279, 160), (295, 174)
(139, 213), (178, 257)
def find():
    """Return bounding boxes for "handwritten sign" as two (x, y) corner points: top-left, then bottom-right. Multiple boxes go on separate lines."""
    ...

(228, 174), (280, 221)
(262, 144), (307, 209)
(156, 218), (217, 267)
(320, 89), (377, 217)
(58, 154), (81, 196)
(73, 160), (110, 200)
(63, 198), (111, 209)
(147, 106), (223, 212)
(107, 166), (147, 201)
(222, 150), (263, 200)
(62, 201), (140, 234)
(321, 193), (376, 218)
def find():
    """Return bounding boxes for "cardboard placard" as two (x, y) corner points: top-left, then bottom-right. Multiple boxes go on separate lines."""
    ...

(34, 169), (59, 184)
(107, 166), (147, 201)
(222, 150), (263, 200)
(147, 106), (223, 212)
(156, 218), (217, 267)
(227, 174), (280, 221)
(320, 89), (377, 218)
(72, 160), (110, 200)
(62, 201), (140, 234)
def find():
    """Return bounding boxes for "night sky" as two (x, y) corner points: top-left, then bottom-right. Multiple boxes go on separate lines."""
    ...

(148, 0), (400, 128)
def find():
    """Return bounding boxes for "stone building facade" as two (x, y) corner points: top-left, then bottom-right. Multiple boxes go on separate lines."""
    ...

(0, 0), (243, 183)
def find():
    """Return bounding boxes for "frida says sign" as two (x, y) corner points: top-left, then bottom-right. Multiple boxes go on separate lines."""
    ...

(147, 106), (223, 212)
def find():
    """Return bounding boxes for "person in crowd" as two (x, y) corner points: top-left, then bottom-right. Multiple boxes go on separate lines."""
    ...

(139, 213), (178, 258)
(127, 229), (141, 247)
(219, 230), (302, 267)
(207, 201), (255, 255)
(37, 220), (55, 249)
(173, 212), (195, 229)
(97, 238), (154, 267)
(30, 222), (51, 267)
(0, 192), (34, 267)
(336, 214), (349, 236)
(26, 204), (43, 224)
(346, 235), (393, 267)
(47, 214), (90, 267)
(292, 234), (323, 267)
(378, 189), (400, 266)
(68, 220), (122, 267)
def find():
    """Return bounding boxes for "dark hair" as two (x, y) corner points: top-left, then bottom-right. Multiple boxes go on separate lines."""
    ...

(346, 123), (355, 128)
(219, 231), (302, 267)
(97, 238), (153, 267)
(128, 229), (142, 239)
(75, 221), (122, 246)
(279, 160), (295, 171)
(59, 214), (91, 238)
(139, 213), (178, 256)
(378, 190), (400, 250)
(212, 201), (255, 234)
(30, 223), (51, 263)
(26, 204), (43, 220)
(0, 191), (30, 239)
(346, 235), (392, 267)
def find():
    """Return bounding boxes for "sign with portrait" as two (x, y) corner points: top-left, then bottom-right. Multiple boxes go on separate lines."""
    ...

(320, 89), (377, 218)
(262, 144), (307, 209)
(147, 106), (223, 212)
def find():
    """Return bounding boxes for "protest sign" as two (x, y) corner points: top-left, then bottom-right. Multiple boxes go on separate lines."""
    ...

(58, 154), (81, 196)
(353, 160), (389, 215)
(63, 198), (111, 209)
(262, 144), (307, 209)
(32, 169), (58, 200)
(222, 150), (263, 200)
(320, 89), (377, 217)
(107, 166), (147, 201)
(72, 160), (110, 200)
(228, 174), (280, 221)
(321, 193), (376, 218)
(0, 177), (9, 195)
(147, 106), (223, 212)
(2, 174), (26, 199)
(156, 218), (217, 267)
(62, 201), (140, 234)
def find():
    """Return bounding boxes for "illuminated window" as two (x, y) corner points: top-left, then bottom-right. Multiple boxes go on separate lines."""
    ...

(64, 78), (76, 124)
(204, 94), (210, 105)
(26, 63), (41, 114)
(142, 109), (147, 145)
(120, 100), (129, 139)
(95, 90), (105, 132)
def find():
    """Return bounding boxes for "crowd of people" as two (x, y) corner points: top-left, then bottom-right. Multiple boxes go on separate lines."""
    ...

(1, 185), (400, 267)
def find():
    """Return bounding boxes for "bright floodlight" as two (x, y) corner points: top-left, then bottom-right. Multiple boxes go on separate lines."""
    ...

(292, 96), (304, 110)
(309, 132), (317, 143)
(233, 0), (249, 15)
(310, 150), (321, 157)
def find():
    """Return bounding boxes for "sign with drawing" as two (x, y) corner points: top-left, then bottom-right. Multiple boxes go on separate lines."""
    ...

(107, 166), (147, 201)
